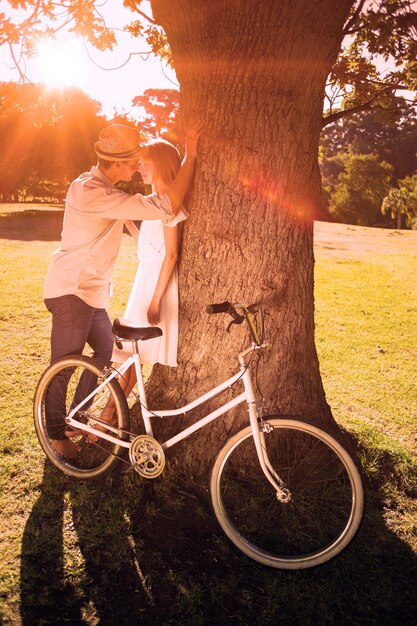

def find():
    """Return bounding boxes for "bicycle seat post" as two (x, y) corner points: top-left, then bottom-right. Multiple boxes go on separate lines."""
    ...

(130, 338), (154, 437)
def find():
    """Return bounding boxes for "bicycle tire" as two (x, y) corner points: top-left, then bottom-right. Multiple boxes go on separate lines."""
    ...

(34, 355), (130, 480)
(210, 418), (364, 569)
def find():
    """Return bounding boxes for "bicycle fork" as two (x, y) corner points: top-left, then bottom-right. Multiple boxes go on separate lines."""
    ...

(240, 350), (291, 503)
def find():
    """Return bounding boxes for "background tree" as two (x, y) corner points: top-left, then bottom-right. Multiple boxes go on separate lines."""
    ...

(398, 171), (417, 194)
(328, 151), (393, 225)
(0, 82), (37, 201)
(382, 174), (417, 228)
(323, 1), (417, 125)
(320, 108), (417, 225)
(0, 82), (105, 201)
(132, 88), (179, 140)
(2, 1), (417, 470)
(320, 108), (417, 182)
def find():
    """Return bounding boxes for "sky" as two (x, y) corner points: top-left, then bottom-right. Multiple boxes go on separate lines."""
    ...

(0, 0), (178, 119)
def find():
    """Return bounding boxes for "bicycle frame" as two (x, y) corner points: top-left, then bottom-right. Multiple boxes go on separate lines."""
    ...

(66, 339), (285, 496)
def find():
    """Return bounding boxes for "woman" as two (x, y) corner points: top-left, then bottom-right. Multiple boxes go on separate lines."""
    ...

(99, 138), (187, 425)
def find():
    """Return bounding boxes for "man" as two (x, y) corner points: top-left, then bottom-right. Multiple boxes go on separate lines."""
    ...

(43, 123), (201, 457)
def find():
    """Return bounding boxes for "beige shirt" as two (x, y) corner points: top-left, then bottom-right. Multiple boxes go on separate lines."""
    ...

(44, 166), (173, 308)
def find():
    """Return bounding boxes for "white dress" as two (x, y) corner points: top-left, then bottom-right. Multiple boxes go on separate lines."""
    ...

(112, 208), (188, 366)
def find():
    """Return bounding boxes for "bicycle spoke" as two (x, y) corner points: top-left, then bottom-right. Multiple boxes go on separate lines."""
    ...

(34, 356), (130, 479)
(211, 419), (364, 569)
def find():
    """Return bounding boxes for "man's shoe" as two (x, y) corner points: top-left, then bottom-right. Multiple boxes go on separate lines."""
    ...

(50, 438), (80, 459)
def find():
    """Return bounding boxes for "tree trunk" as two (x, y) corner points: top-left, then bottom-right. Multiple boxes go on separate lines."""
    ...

(145, 0), (355, 472)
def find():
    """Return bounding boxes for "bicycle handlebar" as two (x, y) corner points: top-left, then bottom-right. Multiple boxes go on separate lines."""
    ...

(206, 301), (231, 315)
(206, 301), (266, 345)
(207, 301), (245, 325)
(206, 301), (260, 316)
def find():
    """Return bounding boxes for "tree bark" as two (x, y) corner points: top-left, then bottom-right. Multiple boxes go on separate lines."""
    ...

(144, 0), (355, 472)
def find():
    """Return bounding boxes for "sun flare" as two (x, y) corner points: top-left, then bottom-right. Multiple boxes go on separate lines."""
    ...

(34, 40), (88, 88)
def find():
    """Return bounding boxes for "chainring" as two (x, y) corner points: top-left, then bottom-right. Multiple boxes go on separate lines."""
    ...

(129, 435), (165, 478)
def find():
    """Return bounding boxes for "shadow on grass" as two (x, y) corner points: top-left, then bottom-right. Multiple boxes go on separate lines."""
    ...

(20, 456), (417, 626)
(0, 207), (133, 243)
(0, 208), (63, 241)
(20, 463), (154, 626)
(19, 462), (83, 625)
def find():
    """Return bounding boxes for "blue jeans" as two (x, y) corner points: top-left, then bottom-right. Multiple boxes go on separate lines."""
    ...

(44, 295), (114, 440)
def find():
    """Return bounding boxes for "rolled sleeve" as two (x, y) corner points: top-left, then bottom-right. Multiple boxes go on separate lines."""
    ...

(163, 206), (189, 227)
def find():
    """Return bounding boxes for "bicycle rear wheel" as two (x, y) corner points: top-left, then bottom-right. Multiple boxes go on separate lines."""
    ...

(211, 418), (364, 569)
(34, 355), (130, 480)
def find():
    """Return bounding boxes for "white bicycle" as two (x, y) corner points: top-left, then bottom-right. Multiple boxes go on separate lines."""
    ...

(34, 301), (364, 570)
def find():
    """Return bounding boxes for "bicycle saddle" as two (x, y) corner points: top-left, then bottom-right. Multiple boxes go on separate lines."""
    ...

(112, 317), (163, 341)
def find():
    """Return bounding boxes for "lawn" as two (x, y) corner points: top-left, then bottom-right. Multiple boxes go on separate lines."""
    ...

(0, 204), (416, 625)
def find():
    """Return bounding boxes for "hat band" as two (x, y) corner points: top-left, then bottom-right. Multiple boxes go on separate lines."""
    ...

(96, 145), (140, 160)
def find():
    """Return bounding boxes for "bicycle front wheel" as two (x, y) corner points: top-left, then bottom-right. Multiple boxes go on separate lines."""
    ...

(211, 418), (364, 569)
(34, 355), (130, 480)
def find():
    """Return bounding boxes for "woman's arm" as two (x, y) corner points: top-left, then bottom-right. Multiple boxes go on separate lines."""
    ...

(124, 219), (139, 243)
(164, 124), (202, 215)
(147, 225), (180, 325)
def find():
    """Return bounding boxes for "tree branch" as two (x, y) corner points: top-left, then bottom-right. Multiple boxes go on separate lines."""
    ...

(19, 0), (44, 31)
(343, 0), (366, 35)
(133, 8), (156, 25)
(322, 72), (414, 128)
(322, 102), (384, 127)
(123, 1), (157, 25)
(7, 42), (28, 83)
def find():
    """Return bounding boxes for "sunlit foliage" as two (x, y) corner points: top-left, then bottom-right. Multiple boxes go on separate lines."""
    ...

(0, 82), (105, 201)
(1, 1), (416, 123)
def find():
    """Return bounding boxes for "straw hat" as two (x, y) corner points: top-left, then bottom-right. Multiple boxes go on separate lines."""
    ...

(94, 124), (142, 161)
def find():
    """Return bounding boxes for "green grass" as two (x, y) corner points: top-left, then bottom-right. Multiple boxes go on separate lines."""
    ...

(315, 256), (416, 444)
(0, 206), (416, 625)
(314, 229), (417, 523)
